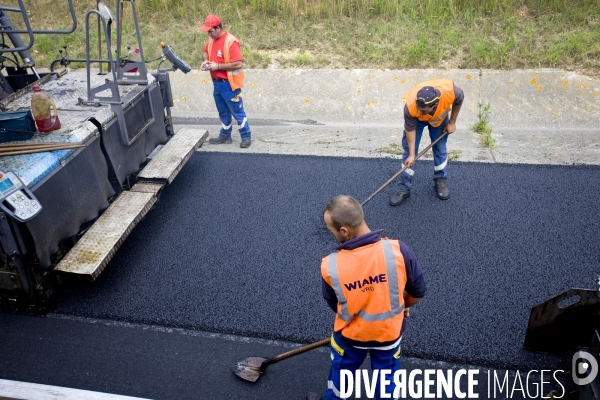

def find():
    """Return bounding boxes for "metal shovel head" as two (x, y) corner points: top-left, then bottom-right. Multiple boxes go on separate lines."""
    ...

(232, 356), (267, 382)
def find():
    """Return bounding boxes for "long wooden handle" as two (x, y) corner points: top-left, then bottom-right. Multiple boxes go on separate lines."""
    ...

(262, 337), (330, 367)
(0, 142), (78, 149)
(0, 143), (84, 156)
(361, 132), (449, 206)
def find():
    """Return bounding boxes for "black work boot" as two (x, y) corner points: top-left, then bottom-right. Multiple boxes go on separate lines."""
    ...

(434, 178), (450, 200)
(389, 189), (410, 206)
(208, 136), (232, 144)
(240, 139), (252, 148)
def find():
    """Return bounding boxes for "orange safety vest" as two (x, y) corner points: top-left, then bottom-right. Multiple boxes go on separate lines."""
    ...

(320, 239), (407, 343)
(207, 32), (245, 91)
(405, 79), (455, 128)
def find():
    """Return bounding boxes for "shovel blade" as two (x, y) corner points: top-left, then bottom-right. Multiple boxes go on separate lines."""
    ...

(232, 356), (267, 383)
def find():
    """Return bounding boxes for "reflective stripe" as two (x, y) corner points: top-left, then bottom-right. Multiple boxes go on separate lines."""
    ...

(434, 157), (448, 171)
(328, 252), (352, 322)
(238, 117), (247, 129)
(429, 109), (450, 126)
(356, 305), (404, 321)
(405, 168), (415, 176)
(328, 380), (342, 397)
(328, 240), (404, 324)
(207, 38), (214, 60)
(223, 37), (244, 76)
(222, 33), (245, 90)
(353, 240), (404, 322)
(221, 122), (232, 130)
(382, 240), (401, 314)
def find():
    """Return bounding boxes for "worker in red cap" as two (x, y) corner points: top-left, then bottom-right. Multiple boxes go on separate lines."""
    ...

(200, 14), (253, 148)
(389, 79), (464, 206)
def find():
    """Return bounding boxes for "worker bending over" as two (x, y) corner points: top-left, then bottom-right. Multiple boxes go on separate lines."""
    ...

(390, 79), (464, 206)
(308, 195), (426, 400)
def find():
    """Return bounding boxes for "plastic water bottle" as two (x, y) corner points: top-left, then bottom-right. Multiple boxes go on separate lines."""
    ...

(30, 85), (61, 133)
(126, 47), (141, 73)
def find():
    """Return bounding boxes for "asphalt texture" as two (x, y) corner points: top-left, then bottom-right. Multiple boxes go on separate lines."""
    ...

(2, 313), (569, 400)
(0, 313), (333, 400)
(50, 152), (600, 371)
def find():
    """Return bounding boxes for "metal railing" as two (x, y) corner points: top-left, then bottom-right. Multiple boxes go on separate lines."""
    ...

(0, 0), (77, 54)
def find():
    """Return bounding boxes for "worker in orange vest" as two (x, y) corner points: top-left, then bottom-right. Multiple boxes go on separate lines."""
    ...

(307, 195), (426, 400)
(200, 14), (252, 148)
(390, 79), (464, 206)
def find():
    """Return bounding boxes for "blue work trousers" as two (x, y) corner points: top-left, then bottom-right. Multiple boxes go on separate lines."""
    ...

(213, 80), (251, 140)
(398, 117), (449, 191)
(324, 335), (402, 400)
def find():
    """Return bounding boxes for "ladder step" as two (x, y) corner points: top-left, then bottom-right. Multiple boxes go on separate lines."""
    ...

(55, 185), (161, 280)
(129, 181), (165, 193)
(138, 127), (208, 184)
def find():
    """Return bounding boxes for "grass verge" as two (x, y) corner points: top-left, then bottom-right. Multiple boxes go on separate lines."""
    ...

(6, 0), (597, 75)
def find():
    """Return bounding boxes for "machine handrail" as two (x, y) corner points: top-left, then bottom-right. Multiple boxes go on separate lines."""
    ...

(0, 0), (33, 53)
(0, 0), (76, 36)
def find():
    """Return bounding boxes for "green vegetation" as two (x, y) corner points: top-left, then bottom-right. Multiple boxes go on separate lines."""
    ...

(471, 102), (497, 149)
(449, 150), (462, 161)
(10, 0), (600, 74)
(424, 149), (461, 160)
(376, 143), (403, 155)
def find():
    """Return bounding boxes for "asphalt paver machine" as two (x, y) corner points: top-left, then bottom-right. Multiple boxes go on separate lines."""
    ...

(0, 0), (206, 308)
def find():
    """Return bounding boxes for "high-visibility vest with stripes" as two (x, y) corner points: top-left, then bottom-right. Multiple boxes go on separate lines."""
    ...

(207, 32), (245, 91)
(320, 239), (407, 343)
(405, 79), (455, 128)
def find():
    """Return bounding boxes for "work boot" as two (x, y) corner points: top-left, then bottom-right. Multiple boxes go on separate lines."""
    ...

(434, 178), (450, 200)
(208, 136), (232, 144)
(240, 139), (252, 148)
(305, 392), (322, 400)
(389, 189), (410, 206)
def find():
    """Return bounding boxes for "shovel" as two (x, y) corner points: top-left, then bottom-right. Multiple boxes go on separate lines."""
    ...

(361, 132), (449, 206)
(233, 337), (330, 382)
(233, 135), (449, 382)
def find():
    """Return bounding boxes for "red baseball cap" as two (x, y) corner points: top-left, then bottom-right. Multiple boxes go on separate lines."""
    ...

(200, 14), (221, 32)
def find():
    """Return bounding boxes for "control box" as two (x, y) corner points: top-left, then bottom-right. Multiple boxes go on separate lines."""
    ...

(0, 171), (42, 222)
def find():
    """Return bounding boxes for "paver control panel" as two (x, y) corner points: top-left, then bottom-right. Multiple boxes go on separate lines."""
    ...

(0, 171), (42, 222)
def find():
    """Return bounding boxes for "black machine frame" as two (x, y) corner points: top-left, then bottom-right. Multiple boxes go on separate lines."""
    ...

(0, 0), (187, 308)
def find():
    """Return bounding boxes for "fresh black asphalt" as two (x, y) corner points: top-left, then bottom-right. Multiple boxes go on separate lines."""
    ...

(5, 313), (545, 400)
(49, 152), (600, 371)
